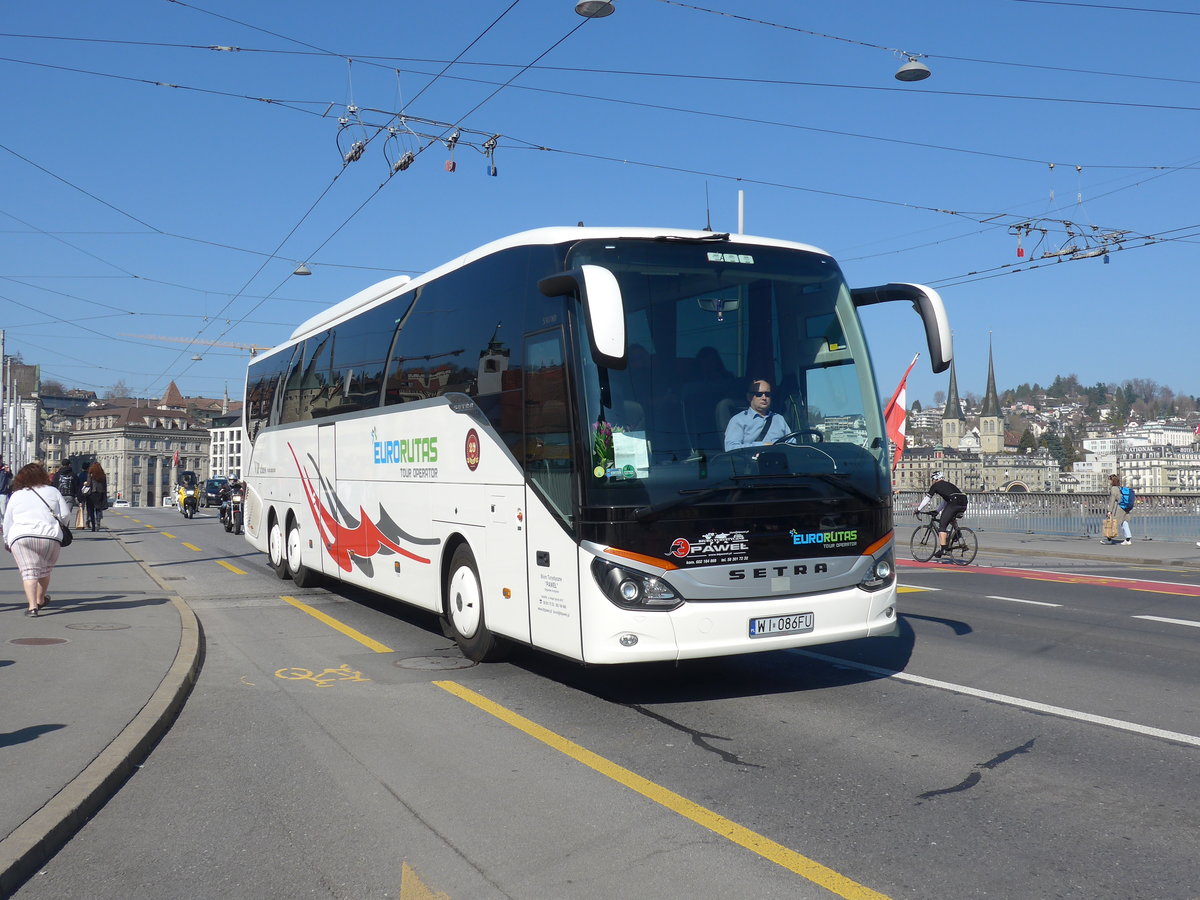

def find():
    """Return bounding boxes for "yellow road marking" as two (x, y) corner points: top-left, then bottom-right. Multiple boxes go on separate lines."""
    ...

(131, 519), (142, 523)
(435, 680), (891, 900)
(217, 560), (247, 575)
(897, 585), (932, 593)
(181, 542), (201, 551)
(280, 595), (395, 654)
(400, 861), (449, 900)
(143, 523), (156, 529)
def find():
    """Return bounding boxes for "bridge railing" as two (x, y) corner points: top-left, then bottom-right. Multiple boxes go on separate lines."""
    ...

(895, 491), (1200, 541)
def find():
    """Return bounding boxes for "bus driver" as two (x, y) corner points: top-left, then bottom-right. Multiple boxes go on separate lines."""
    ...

(724, 378), (792, 451)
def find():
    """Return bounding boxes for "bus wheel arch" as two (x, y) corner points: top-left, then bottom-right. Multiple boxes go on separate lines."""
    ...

(285, 511), (322, 589)
(442, 539), (507, 663)
(267, 509), (290, 580)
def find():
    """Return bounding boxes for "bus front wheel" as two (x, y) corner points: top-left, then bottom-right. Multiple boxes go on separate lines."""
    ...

(286, 519), (322, 588)
(445, 544), (507, 663)
(268, 516), (290, 580)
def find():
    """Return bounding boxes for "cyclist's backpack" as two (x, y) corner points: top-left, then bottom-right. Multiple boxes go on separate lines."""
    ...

(1118, 486), (1135, 511)
(56, 471), (75, 498)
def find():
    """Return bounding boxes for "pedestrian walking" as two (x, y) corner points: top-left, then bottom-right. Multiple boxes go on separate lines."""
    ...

(52, 459), (78, 519)
(0, 459), (12, 522)
(82, 461), (109, 531)
(1104, 473), (1135, 546)
(3, 463), (71, 617)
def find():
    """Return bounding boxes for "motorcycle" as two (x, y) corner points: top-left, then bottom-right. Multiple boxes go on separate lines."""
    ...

(221, 489), (244, 534)
(179, 486), (199, 519)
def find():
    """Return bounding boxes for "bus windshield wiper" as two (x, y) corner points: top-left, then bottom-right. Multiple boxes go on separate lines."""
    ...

(632, 481), (738, 523)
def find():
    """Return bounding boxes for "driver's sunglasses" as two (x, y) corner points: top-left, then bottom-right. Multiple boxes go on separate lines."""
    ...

(753, 390), (772, 397)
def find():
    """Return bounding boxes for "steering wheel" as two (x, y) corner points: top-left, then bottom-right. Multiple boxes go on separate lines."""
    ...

(773, 429), (823, 444)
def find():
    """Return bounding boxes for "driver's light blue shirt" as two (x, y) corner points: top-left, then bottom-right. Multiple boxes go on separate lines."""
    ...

(724, 409), (792, 450)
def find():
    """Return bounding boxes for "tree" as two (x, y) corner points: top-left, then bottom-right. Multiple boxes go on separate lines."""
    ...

(104, 380), (129, 400)
(39, 378), (67, 396)
(1018, 428), (1037, 454)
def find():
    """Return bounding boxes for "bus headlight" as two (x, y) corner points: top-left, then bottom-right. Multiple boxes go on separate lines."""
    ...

(591, 559), (683, 611)
(859, 551), (895, 592)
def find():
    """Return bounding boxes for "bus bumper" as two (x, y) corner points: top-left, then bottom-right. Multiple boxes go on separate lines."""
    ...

(580, 582), (898, 664)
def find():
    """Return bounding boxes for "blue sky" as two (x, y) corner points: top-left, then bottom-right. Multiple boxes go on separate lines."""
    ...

(2, 0), (1197, 408)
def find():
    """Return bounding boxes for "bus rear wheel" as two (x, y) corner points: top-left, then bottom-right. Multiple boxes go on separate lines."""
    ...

(268, 515), (290, 580)
(445, 544), (507, 663)
(286, 519), (322, 588)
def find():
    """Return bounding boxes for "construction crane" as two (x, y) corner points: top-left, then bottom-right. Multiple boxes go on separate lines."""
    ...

(121, 334), (272, 357)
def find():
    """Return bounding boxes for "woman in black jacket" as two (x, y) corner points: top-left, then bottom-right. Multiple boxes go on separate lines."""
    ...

(82, 462), (109, 531)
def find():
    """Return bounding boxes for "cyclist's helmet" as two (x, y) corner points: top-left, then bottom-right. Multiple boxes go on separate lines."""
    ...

(931, 471), (944, 482)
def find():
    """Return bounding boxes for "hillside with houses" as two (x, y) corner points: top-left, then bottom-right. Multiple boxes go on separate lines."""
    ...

(899, 357), (1200, 494)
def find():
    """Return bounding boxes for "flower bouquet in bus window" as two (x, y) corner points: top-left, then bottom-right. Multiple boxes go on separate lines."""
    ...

(592, 418), (615, 477)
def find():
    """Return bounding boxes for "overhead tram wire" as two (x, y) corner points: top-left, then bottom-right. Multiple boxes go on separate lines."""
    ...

(1006, 0), (1200, 15)
(3, 52), (1196, 173)
(5, 59), (1194, 270)
(178, 4), (603, 369)
(652, 0), (1200, 85)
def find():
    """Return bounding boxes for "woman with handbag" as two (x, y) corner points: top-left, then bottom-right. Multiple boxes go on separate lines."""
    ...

(83, 462), (109, 531)
(2, 463), (71, 617)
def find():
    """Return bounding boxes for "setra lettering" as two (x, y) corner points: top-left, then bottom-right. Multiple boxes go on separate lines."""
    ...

(728, 563), (827, 581)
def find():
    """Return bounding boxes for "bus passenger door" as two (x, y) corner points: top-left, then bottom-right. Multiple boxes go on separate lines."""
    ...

(317, 423), (336, 574)
(523, 329), (584, 660)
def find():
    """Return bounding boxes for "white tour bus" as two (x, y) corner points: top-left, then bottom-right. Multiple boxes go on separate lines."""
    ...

(243, 227), (950, 664)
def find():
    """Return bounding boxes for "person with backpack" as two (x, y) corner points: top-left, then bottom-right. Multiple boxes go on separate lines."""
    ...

(52, 460), (78, 519)
(1105, 473), (1135, 546)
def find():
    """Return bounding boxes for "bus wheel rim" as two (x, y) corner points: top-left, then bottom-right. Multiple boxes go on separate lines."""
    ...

(286, 525), (302, 574)
(449, 566), (481, 638)
(269, 521), (284, 566)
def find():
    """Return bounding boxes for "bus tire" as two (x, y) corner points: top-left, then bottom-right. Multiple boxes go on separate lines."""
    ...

(268, 514), (290, 580)
(286, 518), (322, 588)
(445, 544), (507, 663)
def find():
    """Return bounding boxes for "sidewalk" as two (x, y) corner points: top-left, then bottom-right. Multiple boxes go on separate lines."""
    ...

(952, 528), (1200, 569)
(0, 520), (200, 897)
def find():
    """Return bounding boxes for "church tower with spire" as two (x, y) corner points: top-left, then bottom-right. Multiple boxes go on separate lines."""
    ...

(941, 358), (966, 449)
(979, 336), (1004, 454)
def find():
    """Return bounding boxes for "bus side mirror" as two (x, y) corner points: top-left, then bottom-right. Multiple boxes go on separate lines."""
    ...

(850, 282), (952, 374)
(538, 265), (626, 369)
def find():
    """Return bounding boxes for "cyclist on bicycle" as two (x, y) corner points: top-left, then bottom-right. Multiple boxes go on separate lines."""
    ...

(916, 471), (968, 560)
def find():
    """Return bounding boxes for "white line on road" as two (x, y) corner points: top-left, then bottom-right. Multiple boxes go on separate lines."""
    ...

(1132, 615), (1200, 629)
(985, 595), (1063, 607)
(795, 649), (1200, 748)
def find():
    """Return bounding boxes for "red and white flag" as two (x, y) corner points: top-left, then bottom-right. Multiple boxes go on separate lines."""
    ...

(172, 449), (180, 467)
(883, 353), (919, 473)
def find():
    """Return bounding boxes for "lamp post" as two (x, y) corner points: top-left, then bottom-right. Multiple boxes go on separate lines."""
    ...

(575, 1), (615, 17)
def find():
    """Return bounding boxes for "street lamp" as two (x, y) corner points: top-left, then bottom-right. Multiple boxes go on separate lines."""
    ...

(575, 1), (615, 17)
(895, 55), (932, 82)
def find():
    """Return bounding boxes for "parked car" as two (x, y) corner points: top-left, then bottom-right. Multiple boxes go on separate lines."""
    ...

(203, 477), (229, 507)
(112, 499), (130, 508)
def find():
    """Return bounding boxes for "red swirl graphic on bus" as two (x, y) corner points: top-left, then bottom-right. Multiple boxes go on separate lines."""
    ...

(289, 443), (434, 573)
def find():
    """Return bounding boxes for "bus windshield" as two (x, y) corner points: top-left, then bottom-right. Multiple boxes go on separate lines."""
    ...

(566, 238), (887, 513)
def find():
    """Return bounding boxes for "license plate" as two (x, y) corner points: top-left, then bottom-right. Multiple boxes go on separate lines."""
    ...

(749, 612), (814, 638)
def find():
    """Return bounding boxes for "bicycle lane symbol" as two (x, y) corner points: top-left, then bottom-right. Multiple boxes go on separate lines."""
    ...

(275, 664), (371, 688)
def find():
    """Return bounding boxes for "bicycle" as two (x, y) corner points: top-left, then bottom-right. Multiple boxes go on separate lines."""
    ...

(910, 509), (978, 565)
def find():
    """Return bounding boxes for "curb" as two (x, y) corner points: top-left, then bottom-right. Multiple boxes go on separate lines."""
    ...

(974, 542), (1200, 569)
(0, 549), (202, 897)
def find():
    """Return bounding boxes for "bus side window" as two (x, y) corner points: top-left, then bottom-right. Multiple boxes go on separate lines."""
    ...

(524, 330), (574, 523)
